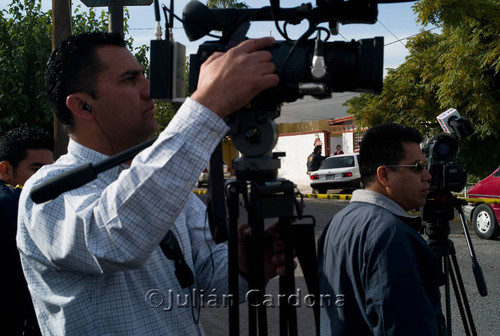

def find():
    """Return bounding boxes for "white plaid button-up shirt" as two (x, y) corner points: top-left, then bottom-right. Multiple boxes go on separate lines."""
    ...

(17, 99), (245, 335)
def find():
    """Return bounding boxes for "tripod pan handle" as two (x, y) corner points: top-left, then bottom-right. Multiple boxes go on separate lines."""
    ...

(472, 260), (488, 297)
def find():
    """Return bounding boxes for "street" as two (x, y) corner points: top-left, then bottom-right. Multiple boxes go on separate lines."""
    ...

(195, 194), (500, 336)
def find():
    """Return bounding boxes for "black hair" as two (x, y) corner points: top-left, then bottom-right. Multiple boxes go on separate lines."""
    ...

(358, 123), (423, 187)
(0, 125), (53, 169)
(45, 32), (127, 132)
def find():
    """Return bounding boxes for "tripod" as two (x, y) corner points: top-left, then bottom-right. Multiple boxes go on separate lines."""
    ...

(223, 155), (320, 336)
(423, 192), (488, 336)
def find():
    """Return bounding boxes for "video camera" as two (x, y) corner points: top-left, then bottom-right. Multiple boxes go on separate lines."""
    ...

(423, 108), (473, 193)
(422, 108), (473, 225)
(184, 1), (386, 106)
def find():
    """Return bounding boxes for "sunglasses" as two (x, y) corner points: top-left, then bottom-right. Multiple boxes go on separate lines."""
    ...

(385, 160), (429, 174)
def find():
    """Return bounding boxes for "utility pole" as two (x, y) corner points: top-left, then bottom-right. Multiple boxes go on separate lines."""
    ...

(108, 0), (124, 35)
(81, 1), (153, 35)
(51, 0), (72, 159)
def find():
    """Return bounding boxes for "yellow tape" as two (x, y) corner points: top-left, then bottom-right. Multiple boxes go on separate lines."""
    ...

(193, 189), (500, 204)
(463, 198), (500, 204)
(301, 193), (352, 200)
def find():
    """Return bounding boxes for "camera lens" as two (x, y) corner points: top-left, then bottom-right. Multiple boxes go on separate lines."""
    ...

(435, 142), (450, 156)
(430, 134), (459, 161)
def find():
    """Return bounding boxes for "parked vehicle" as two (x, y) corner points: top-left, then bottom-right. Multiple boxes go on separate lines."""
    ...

(309, 153), (361, 194)
(196, 161), (232, 188)
(463, 165), (500, 239)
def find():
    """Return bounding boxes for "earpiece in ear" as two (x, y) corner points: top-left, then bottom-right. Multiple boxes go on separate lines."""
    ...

(83, 103), (92, 112)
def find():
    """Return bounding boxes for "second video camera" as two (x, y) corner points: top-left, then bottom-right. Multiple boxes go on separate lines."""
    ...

(423, 108), (473, 193)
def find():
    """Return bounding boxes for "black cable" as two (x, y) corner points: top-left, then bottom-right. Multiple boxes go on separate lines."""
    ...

(160, 3), (220, 39)
(278, 22), (318, 78)
(161, 3), (169, 36)
(270, 0), (294, 42)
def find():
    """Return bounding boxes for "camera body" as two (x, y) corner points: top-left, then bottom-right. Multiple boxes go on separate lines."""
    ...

(422, 109), (473, 193)
(189, 37), (384, 107)
(422, 109), (473, 225)
(423, 133), (467, 193)
(185, 1), (385, 107)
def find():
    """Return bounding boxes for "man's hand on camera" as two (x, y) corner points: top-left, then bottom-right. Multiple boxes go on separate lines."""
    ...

(191, 37), (279, 119)
(237, 222), (295, 281)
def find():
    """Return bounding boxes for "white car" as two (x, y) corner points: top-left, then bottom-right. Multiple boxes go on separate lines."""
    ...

(309, 153), (361, 194)
(197, 161), (232, 188)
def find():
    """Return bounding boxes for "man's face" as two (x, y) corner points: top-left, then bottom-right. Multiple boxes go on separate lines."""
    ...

(88, 46), (158, 151)
(386, 142), (432, 211)
(12, 149), (53, 186)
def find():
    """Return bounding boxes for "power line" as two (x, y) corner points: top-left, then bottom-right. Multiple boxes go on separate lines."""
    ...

(383, 26), (439, 46)
(377, 19), (406, 48)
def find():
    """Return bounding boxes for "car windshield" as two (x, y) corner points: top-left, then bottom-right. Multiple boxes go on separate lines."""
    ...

(321, 156), (355, 169)
(493, 165), (500, 177)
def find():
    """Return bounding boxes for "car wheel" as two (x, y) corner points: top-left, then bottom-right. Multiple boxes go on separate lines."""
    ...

(317, 189), (327, 194)
(472, 204), (500, 239)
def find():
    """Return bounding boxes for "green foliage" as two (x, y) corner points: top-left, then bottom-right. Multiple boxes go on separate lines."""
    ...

(153, 101), (182, 135)
(0, 1), (158, 136)
(344, 0), (500, 178)
(206, 0), (248, 9)
(0, 0), (52, 133)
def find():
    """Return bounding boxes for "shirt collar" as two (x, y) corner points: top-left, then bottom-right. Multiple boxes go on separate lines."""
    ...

(68, 139), (110, 165)
(67, 139), (128, 180)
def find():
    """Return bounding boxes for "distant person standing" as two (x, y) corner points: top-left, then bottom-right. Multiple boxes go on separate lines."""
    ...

(0, 125), (53, 335)
(334, 144), (344, 155)
(307, 145), (327, 173)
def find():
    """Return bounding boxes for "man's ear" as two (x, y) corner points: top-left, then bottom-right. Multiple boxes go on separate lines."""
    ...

(66, 94), (95, 121)
(376, 166), (391, 188)
(0, 160), (14, 185)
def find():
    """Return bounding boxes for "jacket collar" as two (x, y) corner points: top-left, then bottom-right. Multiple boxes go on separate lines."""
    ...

(351, 189), (423, 232)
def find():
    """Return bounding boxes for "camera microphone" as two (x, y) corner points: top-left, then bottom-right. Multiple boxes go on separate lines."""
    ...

(436, 108), (473, 140)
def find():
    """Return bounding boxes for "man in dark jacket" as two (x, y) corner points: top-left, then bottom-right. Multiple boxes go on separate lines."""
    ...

(307, 145), (326, 173)
(318, 123), (446, 336)
(0, 125), (53, 335)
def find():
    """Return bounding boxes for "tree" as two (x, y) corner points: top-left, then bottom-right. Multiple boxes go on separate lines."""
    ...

(0, 0), (150, 136)
(0, 0), (52, 133)
(344, 0), (500, 178)
(206, 0), (248, 9)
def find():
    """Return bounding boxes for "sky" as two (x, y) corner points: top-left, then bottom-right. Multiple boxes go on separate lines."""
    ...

(6, 0), (435, 76)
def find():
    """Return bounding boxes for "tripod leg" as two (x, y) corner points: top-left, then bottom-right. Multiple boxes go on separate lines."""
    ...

(441, 255), (452, 335)
(247, 187), (268, 336)
(448, 257), (472, 336)
(226, 182), (240, 336)
(448, 241), (477, 336)
(278, 217), (298, 336)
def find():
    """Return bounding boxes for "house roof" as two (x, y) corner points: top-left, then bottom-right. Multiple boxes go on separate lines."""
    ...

(276, 92), (360, 124)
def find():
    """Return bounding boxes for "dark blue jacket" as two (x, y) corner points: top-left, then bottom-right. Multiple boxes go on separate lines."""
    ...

(318, 189), (446, 336)
(1, 180), (40, 335)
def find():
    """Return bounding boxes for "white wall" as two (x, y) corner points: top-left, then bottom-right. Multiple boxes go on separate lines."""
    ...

(274, 132), (326, 191)
(342, 132), (354, 153)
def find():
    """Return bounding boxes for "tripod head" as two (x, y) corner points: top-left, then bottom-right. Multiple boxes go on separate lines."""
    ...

(423, 191), (456, 242)
(226, 104), (281, 182)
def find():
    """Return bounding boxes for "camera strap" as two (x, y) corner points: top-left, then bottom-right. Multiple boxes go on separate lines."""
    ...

(206, 142), (228, 244)
(160, 230), (194, 288)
